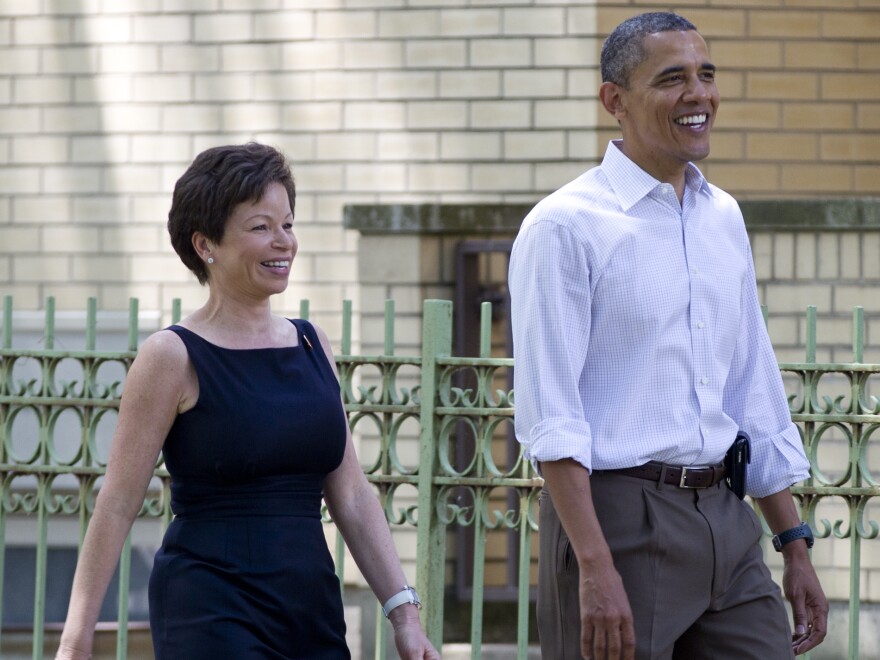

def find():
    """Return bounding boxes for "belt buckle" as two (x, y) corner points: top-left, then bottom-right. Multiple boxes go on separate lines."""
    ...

(679, 466), (697, 488)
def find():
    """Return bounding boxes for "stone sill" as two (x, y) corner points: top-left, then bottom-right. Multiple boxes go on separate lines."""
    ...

(344, 198), (880, 234)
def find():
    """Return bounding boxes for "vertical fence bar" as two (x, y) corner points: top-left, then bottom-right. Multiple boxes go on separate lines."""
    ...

(848, 307), (864, 660)
(333, 298), (348, 590)
(479, 302), (491, 359)
(0, 479), (4, 651)
(338, 298), (354, 602)
(848, 499), (861, 660)
(469, 303), (493, 658)
(805, 306), (816, 364)
(3, 295), (13, 348)
(341, 300), (352, 356)
(299, 299), (309, 320)
(374, 606), (387, 660)
(852, 307), (864, 364)
(0, 296), (9, 648)
(802, 306), (817, 660)
(116, 535), (132, 659)
(44, 297), (56, 350)
(384, 300), (395, 357)
(33, 300), (54, 658)
(469, 490), (486, 659)
(128, 298), (139, 352)
(32, 476), (49, 660)
(172, 299), (181, 325)
(0, 511), (4, 651)
(516, 492), (532, 660)
(86, 298), (97, 351)
(417, 300), (452, 648)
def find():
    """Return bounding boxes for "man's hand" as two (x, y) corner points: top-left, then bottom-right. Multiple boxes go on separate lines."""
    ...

(540, 460), (637, 660)
(782, 546), (828, 656)
(579, 558), (636, 660)
(756, 489), (828, 656)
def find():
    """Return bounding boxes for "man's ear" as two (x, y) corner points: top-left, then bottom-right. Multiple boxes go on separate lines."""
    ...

(599, 81), (627, 121)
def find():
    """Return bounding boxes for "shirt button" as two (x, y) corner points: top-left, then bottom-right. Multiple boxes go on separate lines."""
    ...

(692, 266), (700, 274)
(697, 321), (705, 329)
(700, 377), (709, 385)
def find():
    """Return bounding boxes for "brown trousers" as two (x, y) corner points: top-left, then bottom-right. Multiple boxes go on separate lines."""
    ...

(537, 471), (794, 660)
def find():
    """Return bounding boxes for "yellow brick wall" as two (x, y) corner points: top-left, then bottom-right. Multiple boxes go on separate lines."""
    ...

(1, 1), (877, 324)
(0, 1), (878, 642)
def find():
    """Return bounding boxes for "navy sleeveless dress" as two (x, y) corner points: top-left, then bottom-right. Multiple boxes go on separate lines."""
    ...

(148, 319), (351, 659)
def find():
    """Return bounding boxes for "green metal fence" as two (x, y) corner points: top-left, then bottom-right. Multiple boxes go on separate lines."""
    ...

(0, 295), (878, 659)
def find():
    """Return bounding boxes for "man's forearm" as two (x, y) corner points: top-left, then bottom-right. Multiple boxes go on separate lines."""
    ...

(540, 459), (613, 567)
(756, 488), (811, 561)
(755, 488), (802, 534)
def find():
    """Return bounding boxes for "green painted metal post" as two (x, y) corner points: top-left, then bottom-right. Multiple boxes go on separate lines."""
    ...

(853, 307), (864, 364)
(128, 298), (139, 352)
(374, 605), (386, 660)
(0, 477), (4, 652)
(341, 300), (352, 357)
(2, 295), (11, 349)
(116, 535), (132, 660)
(44, 297), (55, 351)
(848, 498), (860, 660)
(469, 490), (486, 659)
(0, 296), (8, 649)
(32, 475), (49, 660)
(86, 298), (97, 350)
(516, 493), (532, 660)
(335, 298), (350, 598)
(384, 300), (395, 358)
(469, 302), (494, 658)
(848, 307), (864, 660)
(416, 300), (452, 649)
(374, 300), (400, 659)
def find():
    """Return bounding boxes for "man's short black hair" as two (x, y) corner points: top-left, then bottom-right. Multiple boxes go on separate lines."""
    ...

(601, 12), (698, 89)
(168, 142), (296, 285)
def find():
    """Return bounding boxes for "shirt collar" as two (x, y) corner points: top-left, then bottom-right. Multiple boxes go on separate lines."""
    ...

(601, 139), (714, 211)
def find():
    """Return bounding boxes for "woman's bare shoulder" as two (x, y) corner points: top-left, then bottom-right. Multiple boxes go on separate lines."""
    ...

(130, 328), (190, 376)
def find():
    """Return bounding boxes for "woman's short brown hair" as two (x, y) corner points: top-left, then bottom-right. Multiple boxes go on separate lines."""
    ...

(168, 143), (296, 284)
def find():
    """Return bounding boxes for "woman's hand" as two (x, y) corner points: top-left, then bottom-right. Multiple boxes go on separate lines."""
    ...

(392, 619), (441, 660)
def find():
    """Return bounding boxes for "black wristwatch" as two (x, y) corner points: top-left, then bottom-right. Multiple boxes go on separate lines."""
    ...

(772, 522), (814, 552)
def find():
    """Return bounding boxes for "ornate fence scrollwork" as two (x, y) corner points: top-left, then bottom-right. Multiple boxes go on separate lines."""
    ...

(1, 297), (878, 660)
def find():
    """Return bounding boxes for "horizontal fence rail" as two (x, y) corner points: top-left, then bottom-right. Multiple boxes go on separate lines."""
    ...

(0, 295), (878, 660)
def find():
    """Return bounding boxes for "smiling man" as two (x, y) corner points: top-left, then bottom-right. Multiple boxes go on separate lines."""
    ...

(508, 12), (828, 660)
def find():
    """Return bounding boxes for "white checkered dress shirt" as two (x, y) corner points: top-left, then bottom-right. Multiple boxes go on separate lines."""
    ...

(509, 141), (809, 498)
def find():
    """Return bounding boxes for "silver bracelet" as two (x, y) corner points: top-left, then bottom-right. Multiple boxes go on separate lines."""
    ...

(381, 585), (422, 618)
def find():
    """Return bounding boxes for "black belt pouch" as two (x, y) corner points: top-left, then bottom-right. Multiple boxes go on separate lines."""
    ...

(725, 432), (751, 499)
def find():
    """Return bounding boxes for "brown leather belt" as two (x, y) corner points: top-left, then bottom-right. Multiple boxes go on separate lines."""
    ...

(605, 461), (726, 489)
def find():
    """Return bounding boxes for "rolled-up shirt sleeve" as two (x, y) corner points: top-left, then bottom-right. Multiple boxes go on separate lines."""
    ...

(509, 215), (594, 474)
(723, 241), (811, 498)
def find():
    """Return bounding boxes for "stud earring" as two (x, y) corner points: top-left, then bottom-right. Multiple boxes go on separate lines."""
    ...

(207, 257), (214, 264)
